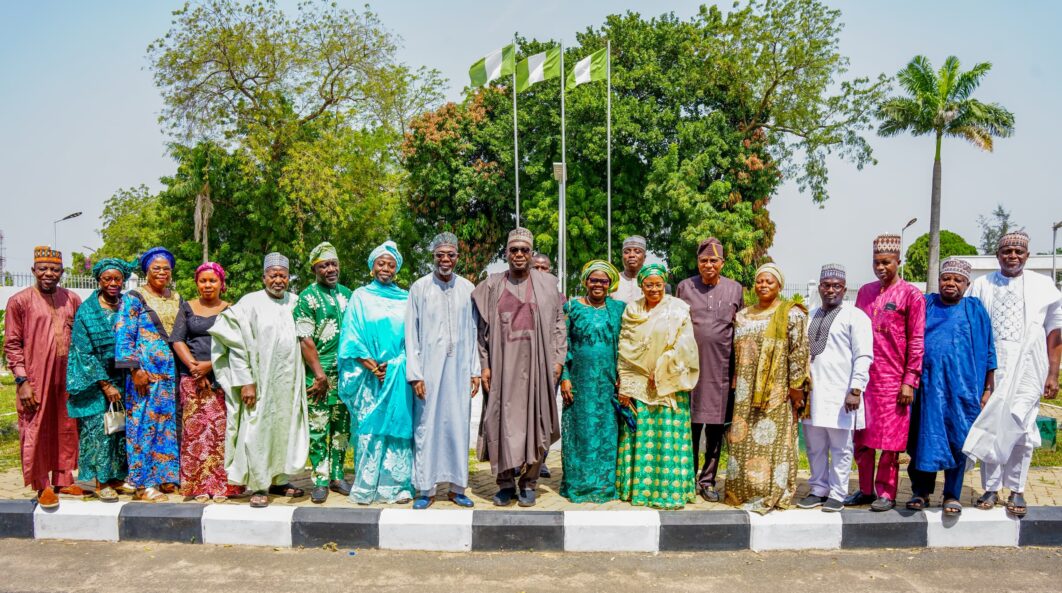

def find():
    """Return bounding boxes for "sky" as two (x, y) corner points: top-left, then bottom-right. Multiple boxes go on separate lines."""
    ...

(1, 0), (1059, 286)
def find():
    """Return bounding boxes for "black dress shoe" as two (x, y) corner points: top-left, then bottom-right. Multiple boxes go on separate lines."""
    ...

(539, 465), (552, 479)
(492, 487), (516, 506)
(310, 486), (329, 504)
(329, 479), (352, 496)
(698, 487), (721, 503)
(843, 491), (876, 506)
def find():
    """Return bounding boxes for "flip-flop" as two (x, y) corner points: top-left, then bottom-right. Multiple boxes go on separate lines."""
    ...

(975, 491), (998, 510)
(249, 492), (270, 508)
(905, 496), (927, 511)
(942, 499), (962, 515)
(267, 483), (304, 498)
(1005, 492), (1027, 517)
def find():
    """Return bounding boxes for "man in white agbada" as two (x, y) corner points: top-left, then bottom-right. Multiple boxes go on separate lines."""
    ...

(797, 264), (874, 512)
(406, 232), (482, 509)
(210, 253), (310, 508)
(964, 231), (1062, 517)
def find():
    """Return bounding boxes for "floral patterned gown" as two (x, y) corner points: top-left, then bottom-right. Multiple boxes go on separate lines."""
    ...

(114, 289), (182, 489)
(725, 302), (809, 513)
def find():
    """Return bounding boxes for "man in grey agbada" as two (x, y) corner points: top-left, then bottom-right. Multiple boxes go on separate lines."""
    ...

(406, 232), (481, 509)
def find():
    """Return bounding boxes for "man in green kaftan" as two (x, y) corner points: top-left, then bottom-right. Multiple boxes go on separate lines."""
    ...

(293, 241), (354, 503)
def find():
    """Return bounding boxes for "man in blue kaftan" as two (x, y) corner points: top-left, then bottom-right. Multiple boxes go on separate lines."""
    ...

(907, 257), (996, 513)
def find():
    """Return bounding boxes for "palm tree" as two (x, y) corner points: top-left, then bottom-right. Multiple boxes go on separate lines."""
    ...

(170, 143), (219, 264)
(878, 56), (1015, 292)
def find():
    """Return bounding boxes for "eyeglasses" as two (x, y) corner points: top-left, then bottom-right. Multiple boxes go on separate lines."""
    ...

(434, 251), (457, 260)
(586, 278), (611, 286)
(508, 246), (531, 254)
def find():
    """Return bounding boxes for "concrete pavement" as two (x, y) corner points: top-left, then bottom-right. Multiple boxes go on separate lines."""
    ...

(0, 539), (1059, 593)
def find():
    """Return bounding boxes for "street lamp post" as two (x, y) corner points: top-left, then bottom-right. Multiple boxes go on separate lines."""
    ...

(899, 217), (918, 280)
(1053, 220), (1062, 289)
(53, 211), (83, 249)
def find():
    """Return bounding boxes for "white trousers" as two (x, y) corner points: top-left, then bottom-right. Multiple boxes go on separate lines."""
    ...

(804, 424), (854, 501)
(980, 433), (1034, 493)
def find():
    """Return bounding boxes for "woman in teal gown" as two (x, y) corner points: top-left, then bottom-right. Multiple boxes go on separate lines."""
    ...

(559, 260), (626, 502)
(338, 241), (414, 504)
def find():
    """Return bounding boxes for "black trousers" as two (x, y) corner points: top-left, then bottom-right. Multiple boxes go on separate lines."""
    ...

(692, 423), (726, 489)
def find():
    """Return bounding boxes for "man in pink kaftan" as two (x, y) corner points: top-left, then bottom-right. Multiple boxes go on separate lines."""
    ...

(848, 234), (925, 512)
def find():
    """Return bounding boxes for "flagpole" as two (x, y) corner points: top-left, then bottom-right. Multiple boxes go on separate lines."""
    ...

(559, 42), (567, 296)
(512, 34), (520, 225)
(606, 39), (612, 263)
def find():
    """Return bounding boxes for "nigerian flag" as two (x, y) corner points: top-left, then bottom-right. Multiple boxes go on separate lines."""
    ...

(515, 47), (560, 92)
(469, 44), (515, 87)
(566, 47), (607, 87)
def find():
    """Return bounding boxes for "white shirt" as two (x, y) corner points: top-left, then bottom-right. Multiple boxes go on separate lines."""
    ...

(612, 272), (642, 303)
(805, 303), (874, 430)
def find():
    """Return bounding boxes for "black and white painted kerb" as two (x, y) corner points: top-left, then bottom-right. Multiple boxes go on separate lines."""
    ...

(2, 499), (1061, 551)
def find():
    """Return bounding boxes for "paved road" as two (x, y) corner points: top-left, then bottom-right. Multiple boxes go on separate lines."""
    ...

(1, 540), (1059, 593)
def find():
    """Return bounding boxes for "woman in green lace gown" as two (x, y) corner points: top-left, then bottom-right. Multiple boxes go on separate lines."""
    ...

(616, 263), (701, 509)
(559, 261), (626, 503)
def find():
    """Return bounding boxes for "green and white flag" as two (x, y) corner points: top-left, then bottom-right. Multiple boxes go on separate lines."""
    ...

(515, 47), (560, 92)
(469, 44), (515, 87)
(566, 47), (607, 88)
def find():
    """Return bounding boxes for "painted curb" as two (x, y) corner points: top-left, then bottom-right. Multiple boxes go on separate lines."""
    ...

(0, 500), (37, 539)
(472, 511), (564, 551)
(3, 503), (1057, 551)
(658, 510), (749, 551)
(119, 503), (204, 543)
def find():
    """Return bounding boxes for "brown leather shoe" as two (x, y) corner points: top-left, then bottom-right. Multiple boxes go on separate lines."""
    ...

(37, 487), (59, 509)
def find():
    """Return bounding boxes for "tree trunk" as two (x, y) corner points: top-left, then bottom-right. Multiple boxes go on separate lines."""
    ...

(202, 217), (209, 264)
(927, 134), (943, 294)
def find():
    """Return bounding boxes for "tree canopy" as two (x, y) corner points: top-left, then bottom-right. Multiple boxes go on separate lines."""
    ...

(99, 0), (447, 296)
(94, 0), (889, 294)
(403, 0), (888, 286)
(904, 230), (977, 283)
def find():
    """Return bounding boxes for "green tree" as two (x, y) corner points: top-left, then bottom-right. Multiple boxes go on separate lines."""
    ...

(878, 56), (1015, 292)
(904, 230), (977, 283)
(97, 185), (166, 260)
(145, 0), (444, 296)
(977, 203), (1013, 255)
(403, 0), (887, 287)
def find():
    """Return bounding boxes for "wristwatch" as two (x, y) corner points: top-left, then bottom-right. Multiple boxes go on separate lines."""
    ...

(14, 376), (29, 387)
(849, 388), (862, 397)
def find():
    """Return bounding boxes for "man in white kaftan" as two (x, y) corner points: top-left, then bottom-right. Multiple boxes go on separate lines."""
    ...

(406, 233), (481, 509)
(964, 231), (1062, 514)
(210, 253), (310, 505)
(798, 264), (874, 512)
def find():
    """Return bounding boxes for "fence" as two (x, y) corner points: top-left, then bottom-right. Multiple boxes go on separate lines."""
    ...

(4, 273), (143, 290)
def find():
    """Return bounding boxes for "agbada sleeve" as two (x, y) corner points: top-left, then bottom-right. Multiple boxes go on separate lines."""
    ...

(3, 295), (26, 377)
(114, 293), (142, 370)
(404, 285), (423, 383)
(66, 305), (110, 397)
(209, 305), (255, 390)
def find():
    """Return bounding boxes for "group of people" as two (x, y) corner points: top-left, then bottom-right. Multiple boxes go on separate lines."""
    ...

(4, 226), (1059, 515)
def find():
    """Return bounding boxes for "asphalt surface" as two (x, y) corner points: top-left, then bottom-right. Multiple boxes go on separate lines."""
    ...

(0, 540), (1059, 592)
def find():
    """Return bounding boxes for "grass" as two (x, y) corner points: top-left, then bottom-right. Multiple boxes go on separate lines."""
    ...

(0, 374), (19, 472)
